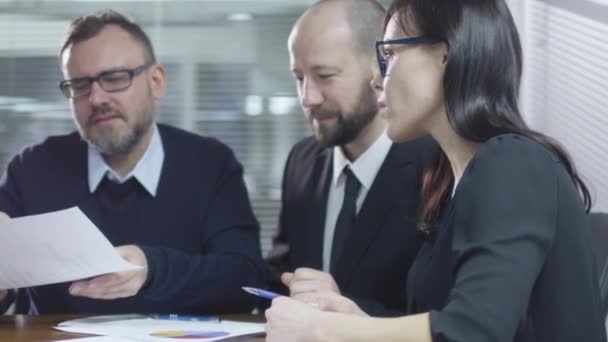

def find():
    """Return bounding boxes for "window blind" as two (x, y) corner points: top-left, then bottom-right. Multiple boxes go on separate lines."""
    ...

(0, 3), (312, 257)
(520, 0), (608, 212)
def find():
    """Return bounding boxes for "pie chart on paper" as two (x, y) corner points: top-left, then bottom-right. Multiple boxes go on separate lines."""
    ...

(150, 330), (230, 339)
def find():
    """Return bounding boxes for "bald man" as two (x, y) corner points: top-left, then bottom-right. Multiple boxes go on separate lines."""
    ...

(267, 0), (436, 316)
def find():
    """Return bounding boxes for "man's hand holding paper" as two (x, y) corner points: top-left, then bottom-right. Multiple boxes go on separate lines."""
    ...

(69, 245), (148, 300)
(0, 207), (142, 292)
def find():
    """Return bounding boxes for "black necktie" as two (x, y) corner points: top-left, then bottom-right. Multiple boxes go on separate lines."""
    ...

(331, 166), (362, 272)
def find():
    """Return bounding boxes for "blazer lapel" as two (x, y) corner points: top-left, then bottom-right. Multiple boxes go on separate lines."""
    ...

(305, 148), (333, 269)
(332, 145), (412, 286)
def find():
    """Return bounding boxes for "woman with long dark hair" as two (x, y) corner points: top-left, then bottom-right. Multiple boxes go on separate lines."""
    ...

(264, 0), (606, 341)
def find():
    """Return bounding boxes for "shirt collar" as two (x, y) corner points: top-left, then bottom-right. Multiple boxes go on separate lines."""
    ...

(88, 124), (164, 196)
(332, 131), (392, 189)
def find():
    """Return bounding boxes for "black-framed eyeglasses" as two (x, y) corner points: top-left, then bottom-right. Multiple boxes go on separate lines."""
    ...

(59, 63), (154, 99)
(376, 37), (428, 77)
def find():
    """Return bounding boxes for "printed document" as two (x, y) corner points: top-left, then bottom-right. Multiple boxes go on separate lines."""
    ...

(56, 315), (265, 341)
(0, 207), (141, 289)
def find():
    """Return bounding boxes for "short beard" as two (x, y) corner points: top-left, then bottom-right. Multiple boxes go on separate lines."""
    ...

(314, 83), (378, 147)
(85, 104), (153, 156)
(93, 124), (147, 156)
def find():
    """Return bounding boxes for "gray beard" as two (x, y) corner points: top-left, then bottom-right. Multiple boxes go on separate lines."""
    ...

(88, 118), (152, 156)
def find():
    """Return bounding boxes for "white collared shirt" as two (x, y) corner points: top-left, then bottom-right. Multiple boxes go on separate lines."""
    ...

(88, 124), (164, 196)
(322, 132), (393, 272)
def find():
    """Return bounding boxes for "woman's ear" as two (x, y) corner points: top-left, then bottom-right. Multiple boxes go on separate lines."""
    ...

(439, 42), (449, 66)
(430, 42), (449, 67)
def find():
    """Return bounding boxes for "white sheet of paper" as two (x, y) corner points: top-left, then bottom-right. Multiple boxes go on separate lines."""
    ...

(0, 207), (141, 289)
(56, 316), (265, 342)
(56, 337), (136, 342)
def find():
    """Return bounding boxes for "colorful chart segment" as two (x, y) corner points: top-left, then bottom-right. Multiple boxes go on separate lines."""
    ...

(150, 330), (230, 339)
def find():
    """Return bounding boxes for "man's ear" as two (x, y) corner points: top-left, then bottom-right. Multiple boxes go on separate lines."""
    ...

(370, 59), (381, 80)
(148, 64), (167, 99)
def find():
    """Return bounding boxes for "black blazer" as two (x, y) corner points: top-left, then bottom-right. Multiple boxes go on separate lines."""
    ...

(270, 135), (436, 316)
(407, 135), (606, 341)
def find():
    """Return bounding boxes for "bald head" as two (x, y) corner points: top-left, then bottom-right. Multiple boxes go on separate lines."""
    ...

(287, 0), (385, 152)
(290, 0), (385, 61)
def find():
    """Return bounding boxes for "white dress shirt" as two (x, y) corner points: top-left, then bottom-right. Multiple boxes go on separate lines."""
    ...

(322, 132), (393, 272)
(88, 124), (164, 196)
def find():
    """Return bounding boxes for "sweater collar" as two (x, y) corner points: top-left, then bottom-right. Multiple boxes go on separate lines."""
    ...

(87, 124), (164, 196)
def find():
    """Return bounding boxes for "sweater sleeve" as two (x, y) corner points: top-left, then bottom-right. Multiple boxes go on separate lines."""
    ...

(0, 154), (26, 218)
(138, 148), (266, 313)
(429, 136), (559, 342)
(0, 156), (24, 309)
(0, 289), (16, 313)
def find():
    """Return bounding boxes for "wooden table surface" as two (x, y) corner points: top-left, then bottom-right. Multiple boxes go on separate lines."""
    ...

(0, 314), (266, 342)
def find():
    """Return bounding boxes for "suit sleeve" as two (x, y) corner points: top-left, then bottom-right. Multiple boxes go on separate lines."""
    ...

(429, 137), (559, 341)
(138, 148), (266, 313)
(348, 295), (405, 317)
(265, 145), (298, 295)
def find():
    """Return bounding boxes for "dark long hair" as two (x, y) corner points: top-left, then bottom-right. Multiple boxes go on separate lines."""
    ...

(386, 0), (591, 233)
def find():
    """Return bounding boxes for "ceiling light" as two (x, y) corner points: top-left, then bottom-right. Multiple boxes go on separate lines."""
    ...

(228, 13), (253, 22)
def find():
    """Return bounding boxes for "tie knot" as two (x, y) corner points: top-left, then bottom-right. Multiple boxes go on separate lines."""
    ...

(343, 167), (361, 198)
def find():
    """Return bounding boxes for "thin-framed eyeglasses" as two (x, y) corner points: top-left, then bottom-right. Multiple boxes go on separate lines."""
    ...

(59, 63), (154, 99)
(376, 37), (427, 77)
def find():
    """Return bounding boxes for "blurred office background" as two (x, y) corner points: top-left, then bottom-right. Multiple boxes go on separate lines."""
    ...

(0, 0), (606, 256)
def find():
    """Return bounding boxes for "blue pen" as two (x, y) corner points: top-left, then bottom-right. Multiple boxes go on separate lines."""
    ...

(151, 314), (221, 322)
(242, 286), (281, 300)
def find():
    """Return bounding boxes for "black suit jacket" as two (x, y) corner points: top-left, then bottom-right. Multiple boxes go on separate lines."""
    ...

(270, 135), (436, 316)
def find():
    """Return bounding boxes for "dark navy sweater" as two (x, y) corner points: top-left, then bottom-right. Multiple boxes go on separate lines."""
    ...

(0, 124), (265, 314)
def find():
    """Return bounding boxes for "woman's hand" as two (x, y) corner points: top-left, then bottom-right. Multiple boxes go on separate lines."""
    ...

(265, 292), (369, 342)
(265, 296), (327, 342)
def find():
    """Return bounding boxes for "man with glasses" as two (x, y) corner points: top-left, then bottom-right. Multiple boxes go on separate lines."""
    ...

(267, 0), (436, 316)
(0, 10), (265, 314)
